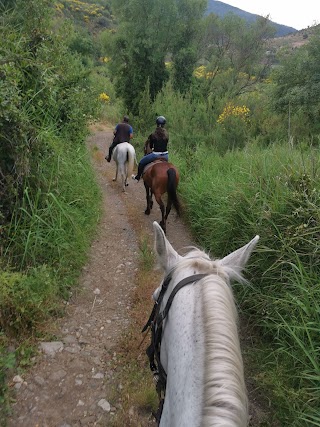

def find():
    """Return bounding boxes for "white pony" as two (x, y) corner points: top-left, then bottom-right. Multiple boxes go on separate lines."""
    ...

(146, 221), (259, 427)
(112, 142), (136, 192)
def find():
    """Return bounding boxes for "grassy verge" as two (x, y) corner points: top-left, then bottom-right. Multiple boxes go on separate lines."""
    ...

(0, 138), (102, 421)
(171, 143), (320, 425)
(108, 233), (159, 426)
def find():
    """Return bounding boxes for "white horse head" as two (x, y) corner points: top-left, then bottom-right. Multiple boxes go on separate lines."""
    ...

(150, 221), (259, 427)
(112, 142), (136, 192)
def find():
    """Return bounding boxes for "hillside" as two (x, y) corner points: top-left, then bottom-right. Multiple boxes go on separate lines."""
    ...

(55, 0), (314, 43)
(270, 25), (319, 50)
(55, 0), (115, 33)
(206, 0), (297, 37)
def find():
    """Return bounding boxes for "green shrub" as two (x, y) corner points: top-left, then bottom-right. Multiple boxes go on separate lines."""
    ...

(176, 143), (320, 424)
(0, 338), (15, 420)
(0, 268), (60, 337)
(0, 0), (100, 231)
(6, 139), (101, 279)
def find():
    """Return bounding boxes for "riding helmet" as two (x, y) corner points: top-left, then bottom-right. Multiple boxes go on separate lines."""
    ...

(156, 116), (166, 126)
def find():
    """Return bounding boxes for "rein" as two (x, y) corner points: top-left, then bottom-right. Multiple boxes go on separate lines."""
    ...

(142, 272), (209, 424)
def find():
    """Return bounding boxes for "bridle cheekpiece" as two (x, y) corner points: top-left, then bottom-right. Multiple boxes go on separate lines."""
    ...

(142, 272), (209, 424)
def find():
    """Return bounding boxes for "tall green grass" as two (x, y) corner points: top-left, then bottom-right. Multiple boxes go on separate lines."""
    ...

(3, 136), (101, 303)
(0, 136), (101, 419)
(1, 0), (102, 420)
(172, 143), (320, 425)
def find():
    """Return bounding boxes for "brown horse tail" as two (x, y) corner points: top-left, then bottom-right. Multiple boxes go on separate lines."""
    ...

(167, 168), (181, 216)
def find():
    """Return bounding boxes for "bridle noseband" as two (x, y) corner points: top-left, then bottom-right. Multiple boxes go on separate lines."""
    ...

(142, 272), (209, 424)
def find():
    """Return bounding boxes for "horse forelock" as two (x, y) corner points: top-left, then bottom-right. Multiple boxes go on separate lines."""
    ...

(172, 248), (228, 282)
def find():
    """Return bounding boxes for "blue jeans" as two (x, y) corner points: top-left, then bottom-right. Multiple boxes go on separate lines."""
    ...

(137, 152), (168, 178)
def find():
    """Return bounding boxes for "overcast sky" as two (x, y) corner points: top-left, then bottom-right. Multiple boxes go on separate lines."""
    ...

(223, 0), (319, 30)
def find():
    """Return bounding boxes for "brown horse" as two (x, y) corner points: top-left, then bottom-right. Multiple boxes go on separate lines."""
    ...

(142, 160), (181, 234)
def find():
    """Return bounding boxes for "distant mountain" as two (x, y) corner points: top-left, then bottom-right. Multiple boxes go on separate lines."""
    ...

(206, 1), (297, 37)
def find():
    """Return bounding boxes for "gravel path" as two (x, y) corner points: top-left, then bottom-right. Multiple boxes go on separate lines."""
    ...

(7, 125), (193, 427)
(7, 124), (271, 426)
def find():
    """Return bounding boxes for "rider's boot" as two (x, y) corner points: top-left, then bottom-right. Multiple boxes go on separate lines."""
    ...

(105, 149), (112, 162)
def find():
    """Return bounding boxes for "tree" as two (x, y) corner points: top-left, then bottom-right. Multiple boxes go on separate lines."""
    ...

(196, 13), (275, 100)
(137, 79), (155, 133)
(171, 0), (207, 93)
(0, 0), (99, 227)
(272, 28), (320, 135)
(172, 47), (197, 93)
(109, 0), (206, 113)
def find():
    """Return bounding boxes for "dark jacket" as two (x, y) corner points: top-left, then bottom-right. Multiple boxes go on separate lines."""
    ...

(114, 122), (133, 143)
(148, 127), (169, 152)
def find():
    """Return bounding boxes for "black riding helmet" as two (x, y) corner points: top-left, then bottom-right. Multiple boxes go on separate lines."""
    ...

(156, 116), (166, 126)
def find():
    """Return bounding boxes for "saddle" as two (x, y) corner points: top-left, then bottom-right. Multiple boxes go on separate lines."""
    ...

(142, 158), (167, 175)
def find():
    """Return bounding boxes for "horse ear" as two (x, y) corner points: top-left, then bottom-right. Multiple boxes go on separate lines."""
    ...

(153, 221), (180, 271)
(219, 235), (259, 275)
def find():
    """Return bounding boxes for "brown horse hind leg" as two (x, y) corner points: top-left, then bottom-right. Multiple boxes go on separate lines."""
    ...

(144, 182), (152, 215)
(154, 192), (166, 233)
(159, 219), (166, 234)
(165, 198), (172, 220)
(150, 190), (154, 210)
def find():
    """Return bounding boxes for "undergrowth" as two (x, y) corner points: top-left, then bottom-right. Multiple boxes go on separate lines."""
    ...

(172, 143), (320, 425)
(0, 0), (102, 417)
(0, 140), (102, 421)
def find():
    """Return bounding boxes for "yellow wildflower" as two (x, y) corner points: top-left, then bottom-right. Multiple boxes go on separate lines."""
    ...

(99, 93), (110, 103)
(217, 103), (250, 124)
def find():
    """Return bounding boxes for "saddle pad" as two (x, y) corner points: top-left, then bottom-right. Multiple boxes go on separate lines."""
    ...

(143, 159), (167, 175)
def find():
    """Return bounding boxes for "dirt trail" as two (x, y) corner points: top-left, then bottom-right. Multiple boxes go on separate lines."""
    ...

(7, 125), (270, 427)
(7, 125), (193, 427)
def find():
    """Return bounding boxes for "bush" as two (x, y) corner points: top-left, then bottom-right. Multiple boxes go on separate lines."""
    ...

(0, 1), (102, 413)
(0, 1), (100, 231)
(176, 143), (320, 425)
(0, 268), (60, 337)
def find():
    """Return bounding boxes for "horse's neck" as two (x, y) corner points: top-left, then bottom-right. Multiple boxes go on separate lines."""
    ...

(160, 273), (248, 427)
(201, 276), (248, 427)
(160, 281), (205, 427)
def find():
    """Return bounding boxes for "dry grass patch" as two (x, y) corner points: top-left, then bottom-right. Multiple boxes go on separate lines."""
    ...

(108, 229), (161, 426)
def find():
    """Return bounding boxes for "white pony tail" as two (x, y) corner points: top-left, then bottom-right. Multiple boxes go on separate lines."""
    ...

(126, 145), (135, 180)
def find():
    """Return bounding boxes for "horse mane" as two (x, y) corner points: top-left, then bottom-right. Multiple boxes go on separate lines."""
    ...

(202, 275), (248, 427)
(173, 248), (248, 427)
